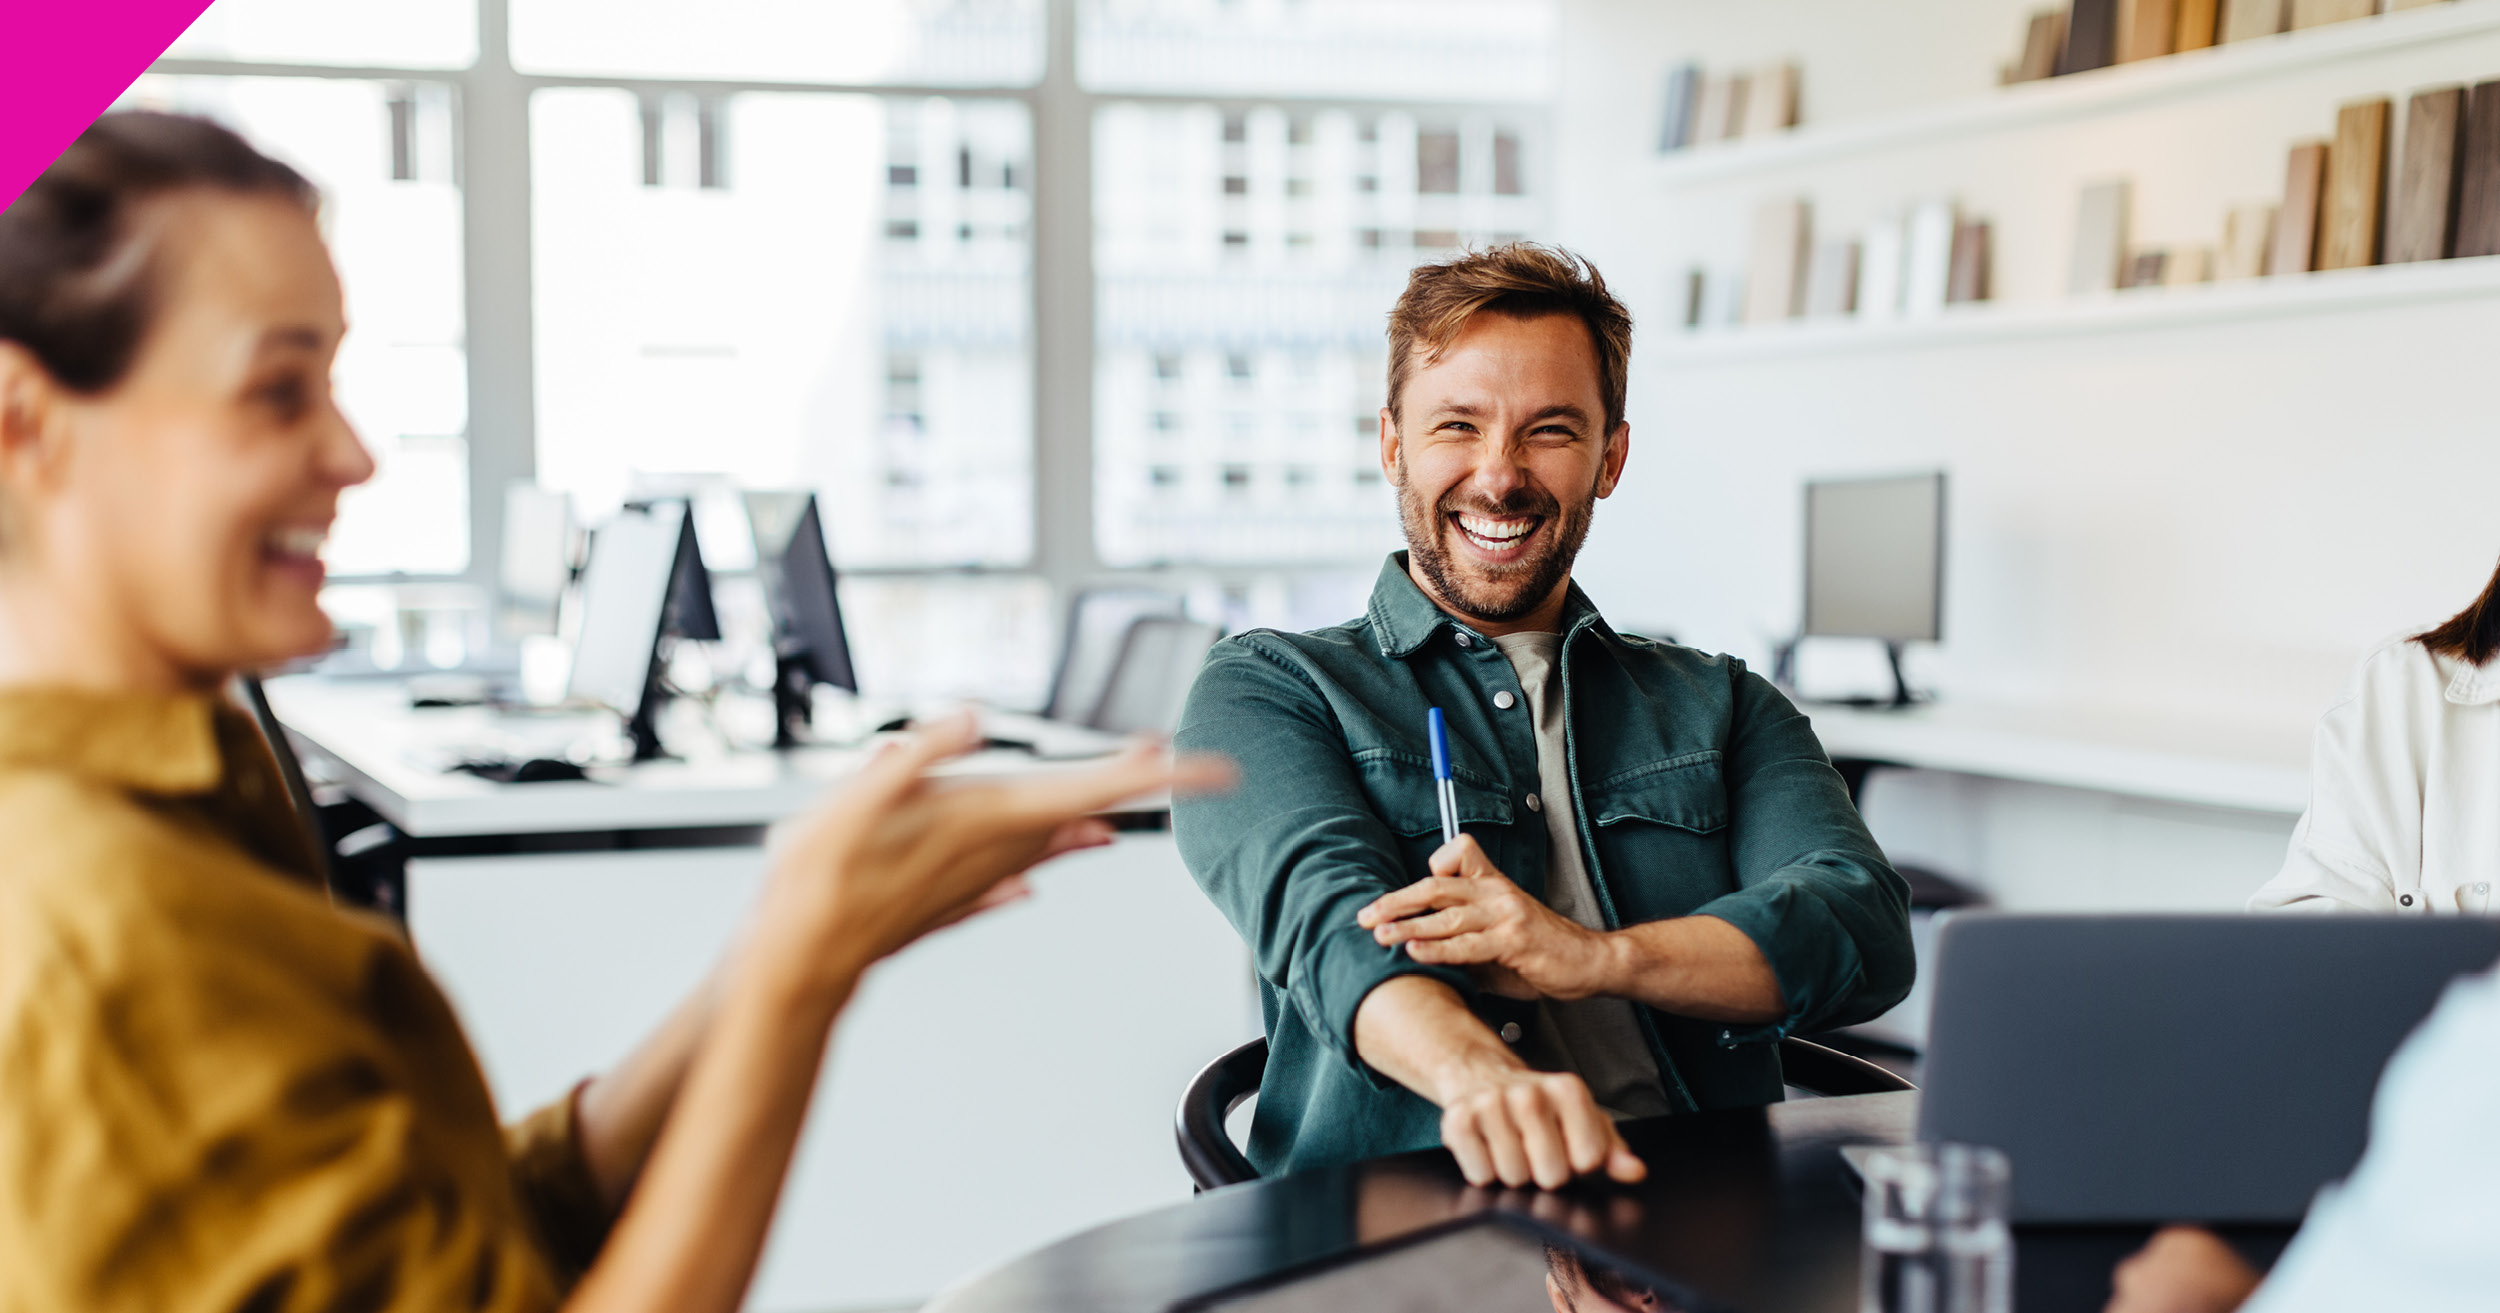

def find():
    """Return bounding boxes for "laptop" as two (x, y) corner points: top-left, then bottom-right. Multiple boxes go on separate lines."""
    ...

(1915, 913), (2500, 1223)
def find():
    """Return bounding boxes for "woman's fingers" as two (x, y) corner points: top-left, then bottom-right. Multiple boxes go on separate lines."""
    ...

(1039, 817), (1117, 860)
(843, 712), (983, 812)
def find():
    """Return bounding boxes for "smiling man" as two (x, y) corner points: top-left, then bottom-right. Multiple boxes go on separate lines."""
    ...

(1173, 244), (1913, 1189)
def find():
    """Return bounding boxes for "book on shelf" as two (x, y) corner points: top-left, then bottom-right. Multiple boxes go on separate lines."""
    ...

(2219, 0), (2287, 42)
(2060, 0), (2120, 73)
(2121, 249), (2170, 288)
(1904, 200), (1957, 316)
(1948, 220), (1994, 303)
(1744, 198), (1810, 325)
(2175, 0), (2221, 49)
(2269, 141), (2328, 273)
(1693, 74), (1742, 144)
(1659, 64), (1702, 152)
(2166, 246), (2215, 284)
(2119, 0), (2179, 62)
(2218, 202), (2276, 278)
(2290, 0), (2378, 27)
(1744, 63), (1800, 138)
(2388, 86), (2465, 262)
(2013, 11), (2067, 82)
(2318, 97), (2390, 270)
(2390, 0), (2455, 8)
(1803, 239), (1861, 319)
(2069, 179), (2132, 293)
(1680, 269), (1707, 328)
(1861, 212), (1908, 322)
(2455, 79), (2500, 257)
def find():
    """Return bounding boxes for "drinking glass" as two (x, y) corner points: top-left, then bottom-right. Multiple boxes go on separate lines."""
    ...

(1859, 1142), (2012, 1313)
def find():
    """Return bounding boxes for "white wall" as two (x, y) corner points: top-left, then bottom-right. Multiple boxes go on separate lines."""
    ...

(1553, 0), (2500, 899)
(408, 834), (1258, 1312)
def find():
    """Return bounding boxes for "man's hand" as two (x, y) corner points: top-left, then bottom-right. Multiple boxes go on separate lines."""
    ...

(1438, 1064), (1649, 1191)
(1357, 836), (1618, 1001)
(2105, 1226), (2264, 1313)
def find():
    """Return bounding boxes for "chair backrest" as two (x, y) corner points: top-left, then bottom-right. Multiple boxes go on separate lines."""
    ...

(236, 674), (336, 893)
(1043, 588), (1184, 725)
(1175, 1033), (1914, 1192)
(1088, 615), (1224, 735)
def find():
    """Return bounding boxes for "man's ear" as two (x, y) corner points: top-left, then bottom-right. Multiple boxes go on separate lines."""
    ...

(1595, 422), (1630, 499)
(1378, 406), (1402, 485)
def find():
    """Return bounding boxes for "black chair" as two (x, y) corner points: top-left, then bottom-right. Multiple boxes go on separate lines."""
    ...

(1176, 1032), (1916, 1192)
(238, 674), (410, 922)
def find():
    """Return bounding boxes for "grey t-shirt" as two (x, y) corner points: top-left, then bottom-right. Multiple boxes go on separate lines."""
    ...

(1491, 632), (1674, 1120)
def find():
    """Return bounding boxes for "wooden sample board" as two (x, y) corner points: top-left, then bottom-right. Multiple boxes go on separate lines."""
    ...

(2318, 97), (2391, 269)
(2388, 86), (2465, 262)
(2016, 12), (2068, 81)
(2290, 0), (2379, 25)
(1744, 197), (1810, 324)
(2219, 0), (2287, 41)
(2269, 141), (2328, 273)
(2069, 179), (2132, 293)
(2175, 0), (2222, 48)
(2061, 0), (2121, 73)
(2218, 202), (2275, 277)
(2456, 80), (2500, 258)
(1743, 63), (1799, 138)
(2120, 0), (2180, 60)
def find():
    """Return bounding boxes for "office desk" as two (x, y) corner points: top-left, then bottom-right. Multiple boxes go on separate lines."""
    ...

(1808, 700), (2311, 816)
(927, 1092), (2290, 1313)
(262, 675), (1168, 846)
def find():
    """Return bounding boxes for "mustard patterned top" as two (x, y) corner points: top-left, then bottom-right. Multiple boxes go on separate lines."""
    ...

(0, 688), (611, 1312)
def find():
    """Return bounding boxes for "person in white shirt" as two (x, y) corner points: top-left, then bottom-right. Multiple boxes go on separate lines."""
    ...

(2250, 558), (2500, 916)
(2102, 967), (2500, 1312)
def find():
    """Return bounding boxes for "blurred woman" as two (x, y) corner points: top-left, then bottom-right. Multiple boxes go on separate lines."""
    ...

(2251, 558), (2500, 915)
(0, 112), (1213, 1313)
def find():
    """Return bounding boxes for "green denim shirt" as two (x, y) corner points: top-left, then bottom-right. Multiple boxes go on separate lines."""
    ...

(1173, 554), (1914, 1177)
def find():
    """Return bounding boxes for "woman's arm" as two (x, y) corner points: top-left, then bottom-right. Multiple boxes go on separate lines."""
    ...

(560, 718), (1222, 1313)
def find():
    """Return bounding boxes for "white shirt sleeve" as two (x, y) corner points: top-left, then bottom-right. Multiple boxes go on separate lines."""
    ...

(2250, 642), (2428, 913)
(2239, 970), (2500, 1313)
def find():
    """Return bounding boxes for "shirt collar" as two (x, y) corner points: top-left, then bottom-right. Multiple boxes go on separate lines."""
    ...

(1364, 551), (1611, 658)
(0, 685), (226, 794)
(2445, 654), (2500, 706)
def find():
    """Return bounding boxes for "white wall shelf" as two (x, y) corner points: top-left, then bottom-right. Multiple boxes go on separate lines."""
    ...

(1654, 252), (2500, 364)
(1649, 0), (2500, 190)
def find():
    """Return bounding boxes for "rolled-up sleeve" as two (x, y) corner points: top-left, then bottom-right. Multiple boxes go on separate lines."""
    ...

(1173, 638), (1472, 1086)
(1692, 668), (1915, 1040)
(504, 1084), (614, 1290)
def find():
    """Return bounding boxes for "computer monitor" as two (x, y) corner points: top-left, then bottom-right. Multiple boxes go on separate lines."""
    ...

(496, 482), (575, 639)
(744, 491), (856, 746)
(1802, 471), (1945, 707)
(568, 500), (719, 759)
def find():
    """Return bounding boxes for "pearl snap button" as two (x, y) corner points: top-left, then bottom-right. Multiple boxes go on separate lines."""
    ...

(1492, 690), (1516, 710)
(2478, 883), (2491, 895)
(1499, 1022), (1523, 1043)
(2400, 894), (2415, 907)
(1454, 633), (1473, 648)
(1525, 793), (1541, 813)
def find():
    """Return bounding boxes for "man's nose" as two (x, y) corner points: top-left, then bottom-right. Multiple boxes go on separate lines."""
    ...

(1467, 441), (1530, 501)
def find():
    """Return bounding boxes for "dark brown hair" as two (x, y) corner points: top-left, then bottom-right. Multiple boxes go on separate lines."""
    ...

(0, 111), (315, 394)
(1385, 242), (1634, 436)
(2420, 557), (2500, 667)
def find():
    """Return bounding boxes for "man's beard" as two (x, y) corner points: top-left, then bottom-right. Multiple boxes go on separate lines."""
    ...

(1394, 456), (1596, 626)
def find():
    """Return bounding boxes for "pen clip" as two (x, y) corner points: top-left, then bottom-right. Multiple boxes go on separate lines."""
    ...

(1427, 706), (1452, 782)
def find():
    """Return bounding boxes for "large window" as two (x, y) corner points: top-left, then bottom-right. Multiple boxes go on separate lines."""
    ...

(147, 0), (1556, 701)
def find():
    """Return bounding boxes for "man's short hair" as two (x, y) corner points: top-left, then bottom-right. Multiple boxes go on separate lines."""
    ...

(1384, 242), (1633, 437)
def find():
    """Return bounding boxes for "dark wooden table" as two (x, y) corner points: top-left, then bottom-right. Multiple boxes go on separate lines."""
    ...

(924, 1092), (2292, 1313)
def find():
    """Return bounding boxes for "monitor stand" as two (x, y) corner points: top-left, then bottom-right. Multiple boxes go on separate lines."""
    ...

(1880, 640), (1923, 710)
(772, 651), (813, 750)
(627, 661), (671, 762)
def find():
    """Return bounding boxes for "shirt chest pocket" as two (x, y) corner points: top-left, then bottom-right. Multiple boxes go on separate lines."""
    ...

(1587, 754), (1734, 909)
(1353, 751), (1517, 880)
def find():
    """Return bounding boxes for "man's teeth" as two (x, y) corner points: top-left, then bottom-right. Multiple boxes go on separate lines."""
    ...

(1456, 514), (1533, 545)
(267, 528), (327, 559)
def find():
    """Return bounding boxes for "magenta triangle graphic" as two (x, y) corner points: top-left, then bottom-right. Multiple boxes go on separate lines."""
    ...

(1, 1), (218, 210)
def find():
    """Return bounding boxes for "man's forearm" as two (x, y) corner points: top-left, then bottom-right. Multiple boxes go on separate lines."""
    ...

(1351, 974), (1524, 1105)
(1596, 914), (1785, 1024)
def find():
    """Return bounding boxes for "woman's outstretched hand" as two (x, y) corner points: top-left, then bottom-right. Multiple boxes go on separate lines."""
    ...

(755, 713), (1234, 980)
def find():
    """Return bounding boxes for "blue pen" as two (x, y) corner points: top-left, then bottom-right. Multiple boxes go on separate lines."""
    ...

(1427, 707), (1460, 846)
